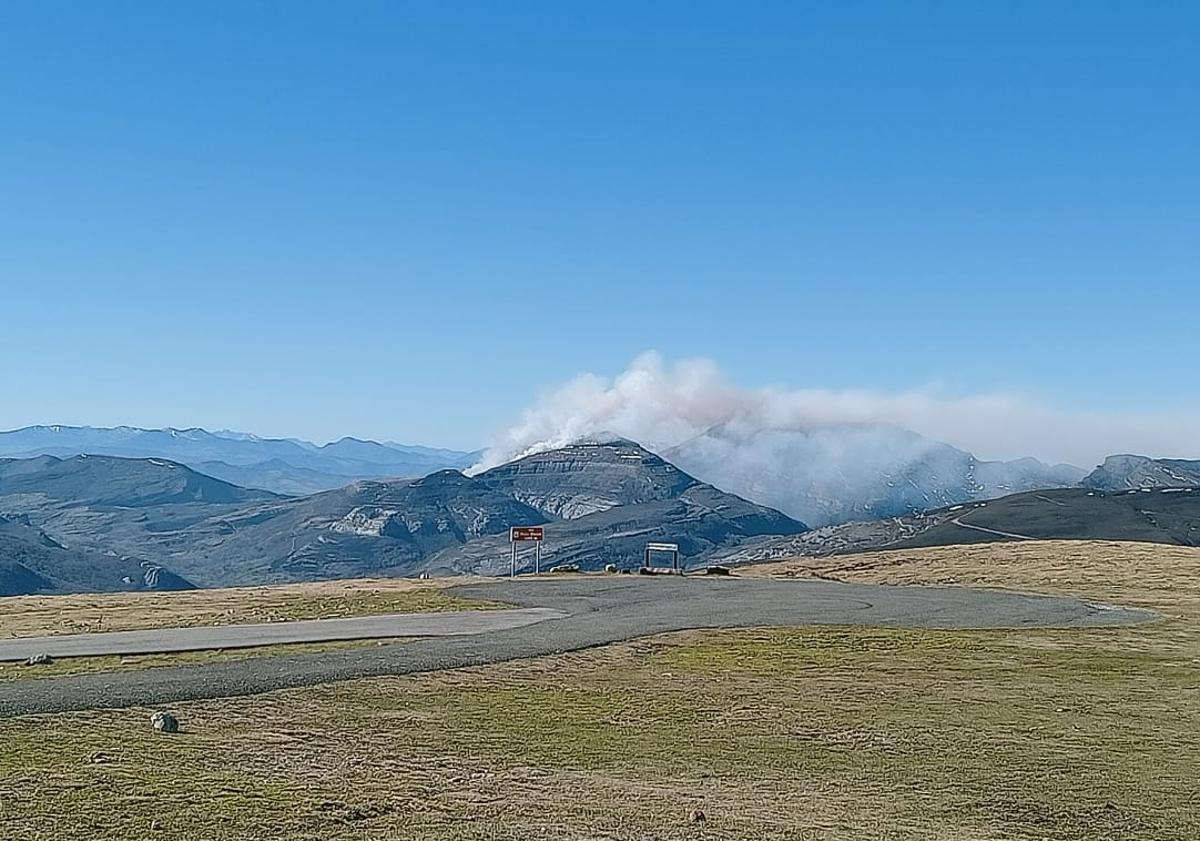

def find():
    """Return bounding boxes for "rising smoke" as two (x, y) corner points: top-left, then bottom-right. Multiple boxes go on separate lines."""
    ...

(470, 351), (1200, 474)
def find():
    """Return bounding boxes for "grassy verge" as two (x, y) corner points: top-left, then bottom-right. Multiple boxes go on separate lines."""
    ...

(0, 577), (502, 639)
(0, 638), (416, 682)
(1, 540), (1197, 840)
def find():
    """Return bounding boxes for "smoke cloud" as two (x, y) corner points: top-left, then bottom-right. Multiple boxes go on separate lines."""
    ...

(471, 351), (1200, 473)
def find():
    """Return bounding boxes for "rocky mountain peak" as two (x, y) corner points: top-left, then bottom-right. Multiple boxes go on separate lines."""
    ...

(475, 439), (699, 519)
(1083, 454), (1200, 491)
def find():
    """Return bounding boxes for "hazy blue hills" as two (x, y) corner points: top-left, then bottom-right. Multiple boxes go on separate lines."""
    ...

(0, 454), (277, 508)
(0, 425), (480, 496)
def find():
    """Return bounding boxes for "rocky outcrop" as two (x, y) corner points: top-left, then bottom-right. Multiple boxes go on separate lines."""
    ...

(1082, 455), (1200, 491)
(475, 439), (697, 519)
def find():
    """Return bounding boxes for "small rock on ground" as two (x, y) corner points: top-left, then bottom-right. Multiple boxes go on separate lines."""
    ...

(150, 711), (180, 733)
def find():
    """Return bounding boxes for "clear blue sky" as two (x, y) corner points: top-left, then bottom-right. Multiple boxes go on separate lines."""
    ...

(1, 2), (1196, 448)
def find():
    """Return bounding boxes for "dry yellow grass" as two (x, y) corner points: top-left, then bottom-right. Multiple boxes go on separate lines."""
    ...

(0, 577), (499, 639)
(1, 540), (1197, 840)
(741, 539), (1200, 612)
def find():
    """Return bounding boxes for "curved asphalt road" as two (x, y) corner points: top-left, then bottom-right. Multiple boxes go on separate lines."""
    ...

(0, 608), (565, 662)
(0, 576), (1154, 717)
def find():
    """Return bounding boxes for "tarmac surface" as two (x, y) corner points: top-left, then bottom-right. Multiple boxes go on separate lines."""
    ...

(0, 608), (565, 662)
(0, 575), (1155, 717)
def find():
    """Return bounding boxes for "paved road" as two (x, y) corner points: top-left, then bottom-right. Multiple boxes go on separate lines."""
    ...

(0, 576), (1155, 717)
(0, 608), (565, 662)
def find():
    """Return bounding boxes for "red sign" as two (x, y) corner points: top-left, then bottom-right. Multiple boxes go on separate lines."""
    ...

(510, 526), (545, 542)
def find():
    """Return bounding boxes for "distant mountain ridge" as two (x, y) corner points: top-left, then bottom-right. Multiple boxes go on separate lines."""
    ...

(0, 454), (277, 508)
(1082, 455), (1200, 492)
(0, 425), (480, 496)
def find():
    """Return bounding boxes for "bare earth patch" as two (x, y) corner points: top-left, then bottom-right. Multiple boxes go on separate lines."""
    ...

(1, 540), (1197, 840)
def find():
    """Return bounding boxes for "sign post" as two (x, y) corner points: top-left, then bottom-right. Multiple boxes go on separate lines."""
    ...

(643, 541), (681, 573)
(509, 526), (545, 577)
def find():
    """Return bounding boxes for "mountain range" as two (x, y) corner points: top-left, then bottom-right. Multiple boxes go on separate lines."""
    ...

(0, 441), (805, 593)
(2, 422), (1198, 596)
(9, 423), (1191, 530)
(0, 425), (479, 496)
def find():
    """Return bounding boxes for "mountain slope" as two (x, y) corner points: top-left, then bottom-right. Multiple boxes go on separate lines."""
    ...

(713, 486), (1200, 566)
(433, 482), (808, 575)
(0, 454), (277, 507)
(899, 487), (1200, 549)
(1082, 455), (1200, 492)
(0, 514), (193, 595)
(155, 470), (549, 585)
(0, 456), (280, 575)
(665, 422), (1085, 526)
(474, 438), (700, 518)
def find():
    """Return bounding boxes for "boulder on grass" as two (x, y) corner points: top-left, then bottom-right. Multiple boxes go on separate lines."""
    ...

(150, 711), (180, 734)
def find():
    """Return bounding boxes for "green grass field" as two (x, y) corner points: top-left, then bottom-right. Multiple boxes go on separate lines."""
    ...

(1, 541), (1196, 840)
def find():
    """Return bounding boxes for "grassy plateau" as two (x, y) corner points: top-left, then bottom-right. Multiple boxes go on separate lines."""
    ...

(0, 577), (502, 639)
(1, 540), (1197, 840)
(0, 578), (497, 680)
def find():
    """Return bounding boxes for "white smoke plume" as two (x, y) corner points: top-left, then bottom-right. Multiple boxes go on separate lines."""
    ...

(470, 351), (1200, 473)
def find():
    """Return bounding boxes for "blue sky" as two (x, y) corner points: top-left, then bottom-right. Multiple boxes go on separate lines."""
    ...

(1, 2), (1196, 451)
